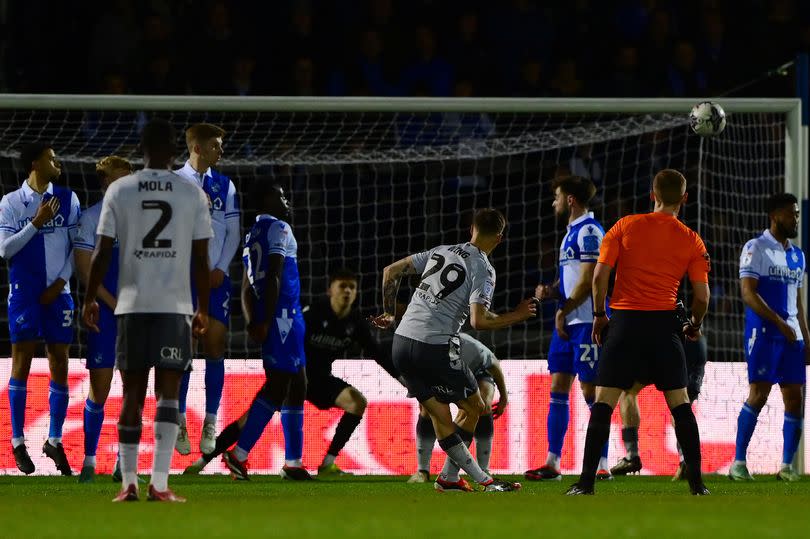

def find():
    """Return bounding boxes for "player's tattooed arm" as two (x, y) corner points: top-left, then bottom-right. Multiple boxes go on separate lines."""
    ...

(382, 256), (417, 315)
(371, 256), (417, 329)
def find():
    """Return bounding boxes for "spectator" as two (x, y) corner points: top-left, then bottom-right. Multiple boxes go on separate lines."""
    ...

(400, 25), (453, 97)
(513, 58), (548, 97)
(549, 59), (584, 97)
(665, 40), (707, 97)
(609, 45), (643, 97)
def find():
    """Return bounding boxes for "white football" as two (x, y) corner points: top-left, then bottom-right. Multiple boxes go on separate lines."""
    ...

(689, 101), (726, 137)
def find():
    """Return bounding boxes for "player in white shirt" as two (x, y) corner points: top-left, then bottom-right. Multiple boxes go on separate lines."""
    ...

(0, 142), (80, 476)
(407, 333), (509, 483)
(371, 208), (535, 493)
(730, 193), (808, 482)
(74, 156), (132, 484)
(174, 123), (240, 455)
(83, 119), (213, 502)
(524, 176), (611, 481)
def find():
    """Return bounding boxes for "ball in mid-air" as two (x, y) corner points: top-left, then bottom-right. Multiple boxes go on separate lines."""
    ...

(689, 101), (726, 137)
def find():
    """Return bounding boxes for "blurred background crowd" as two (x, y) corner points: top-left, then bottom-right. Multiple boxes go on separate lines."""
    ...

(0, 0), (806, 99)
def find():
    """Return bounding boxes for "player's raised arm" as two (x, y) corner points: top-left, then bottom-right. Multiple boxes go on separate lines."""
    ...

(0, 193), (59, 259)
(371, 255), (418, 329)
(468, 300), (536, 330)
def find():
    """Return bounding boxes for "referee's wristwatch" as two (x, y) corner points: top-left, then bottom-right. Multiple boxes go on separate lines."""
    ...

(592, 310), (607, 318)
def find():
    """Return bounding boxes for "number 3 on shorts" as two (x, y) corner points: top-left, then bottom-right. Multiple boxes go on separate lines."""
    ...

(579, 343), (599, 364)
(62, 310), (74, 327)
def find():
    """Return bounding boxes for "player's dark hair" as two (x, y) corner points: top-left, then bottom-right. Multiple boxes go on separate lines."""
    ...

(767, 192), (798, 215)
(329, 267), (359, 284)
(251, 179), (279, 205)
(652, 169), (686, 205)
(473, 208), (507, 236)
(19, 141), (52, 173)
(140, 118), (177, 157)
(551, 175), (596, 206)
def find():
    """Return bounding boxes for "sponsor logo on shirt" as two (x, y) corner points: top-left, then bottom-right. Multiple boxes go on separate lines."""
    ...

(133, 249), (177, 259)
(768, 265), (802, 282)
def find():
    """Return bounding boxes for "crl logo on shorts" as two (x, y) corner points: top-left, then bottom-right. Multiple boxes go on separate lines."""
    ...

(160, 347), (183, 361)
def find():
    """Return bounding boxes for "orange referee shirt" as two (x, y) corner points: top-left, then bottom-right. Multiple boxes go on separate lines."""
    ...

(598, 212), (710, 311)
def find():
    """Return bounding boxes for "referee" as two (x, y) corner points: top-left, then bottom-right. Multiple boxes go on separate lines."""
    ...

(566, 169), (711, 496)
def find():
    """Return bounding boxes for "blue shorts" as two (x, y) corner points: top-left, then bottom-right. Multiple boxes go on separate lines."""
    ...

(548, 323), (599, 383)
(262, 312), (306, 373)
(8, 293), (74, 344)
(745, 328), (806, 385)
(192, 278), (231, 326)
(85, 303), (116, 369)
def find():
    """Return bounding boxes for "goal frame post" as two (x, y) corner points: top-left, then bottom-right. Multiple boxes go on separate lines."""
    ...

(0, 94), (805, 472)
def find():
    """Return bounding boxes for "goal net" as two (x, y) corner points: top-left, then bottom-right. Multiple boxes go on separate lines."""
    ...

(0, 97), (805, 475)
(0, 98), (800, 363)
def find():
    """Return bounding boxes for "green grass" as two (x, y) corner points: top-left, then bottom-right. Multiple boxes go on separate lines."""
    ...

(1, 474), (808, 538)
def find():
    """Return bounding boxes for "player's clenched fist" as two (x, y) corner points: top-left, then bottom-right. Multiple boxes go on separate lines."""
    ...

(514, 297), (537, 321)
(82, 300), (100, 333)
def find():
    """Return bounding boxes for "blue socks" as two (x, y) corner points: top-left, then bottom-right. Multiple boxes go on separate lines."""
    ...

(8, 377), (27, 442)
(204, 359), (225, 421)
(48, 381), (69, 443)
(782, 412), (802, 466)
(547, 392), (569, 458)
(83, 399), (105, 458)
(178, 370), (191, 415)
(735, 402), (761, 462)
(235, 397), (276, 455)
(281, 406), (305, 466)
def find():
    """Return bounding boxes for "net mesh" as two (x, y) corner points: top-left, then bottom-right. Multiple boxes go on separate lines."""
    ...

(0, 108), (786, 362)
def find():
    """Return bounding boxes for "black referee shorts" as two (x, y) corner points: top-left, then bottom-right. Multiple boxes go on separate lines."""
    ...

(597, 309), (688, 391)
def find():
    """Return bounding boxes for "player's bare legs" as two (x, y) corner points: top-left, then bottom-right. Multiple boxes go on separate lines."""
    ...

(611, 390), (642, 475)
(224, 369), (298, 480)
(117, 369), (149, 499)
(544, 373), (575, 475)
(319, 386), (367, 476)
(408, 404), (435, 483)
(43, 343), (71, 475)
(199, 317), (227, 453)
(730, 381), (772, 481)
(571, 384), (706, 495)
(151, 368), (185, 499)
(474, 379), (496, 472)
(426, 392), (516, 491)
(526, 372), (609, 480)
(777, 383), (803, 481)
(79, 367), (113, 482)
(9, 342), (37, 473)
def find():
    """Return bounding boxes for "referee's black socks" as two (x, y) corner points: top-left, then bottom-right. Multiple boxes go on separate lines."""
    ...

(671, 403), (703, 489)
(578, 402), (613, 488)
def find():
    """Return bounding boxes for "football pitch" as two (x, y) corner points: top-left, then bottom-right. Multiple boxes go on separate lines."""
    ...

(1, 475), (809, 538)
